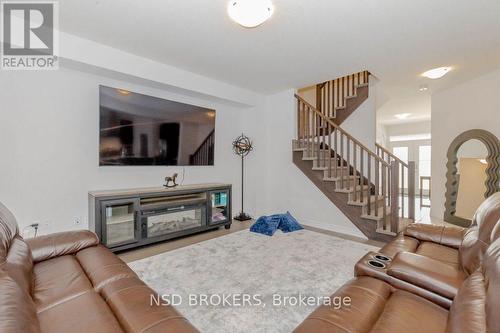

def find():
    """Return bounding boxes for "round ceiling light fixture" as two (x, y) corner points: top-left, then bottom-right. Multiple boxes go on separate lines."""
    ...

(227, 0), (274, 28)
(421, 66), (452, 79)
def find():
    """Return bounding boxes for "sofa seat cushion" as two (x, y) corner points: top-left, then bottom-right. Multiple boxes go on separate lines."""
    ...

(369, 290), (448, 333)
(379, 235), (419, 258)
(37, 290), (124, 333)
(294, 277), (392, 332)
(106, 283), (199, 333)
(33, 255), (93, 311)
(293, 277), (448, 333)
(416, 242), (460, 266)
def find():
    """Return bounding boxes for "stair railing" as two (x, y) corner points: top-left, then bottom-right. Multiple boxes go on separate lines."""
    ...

(376, 143), (416, 221)
(316, 70), (370, 119)
(189, 129), (215, 165)
(296, 94), (413, 234)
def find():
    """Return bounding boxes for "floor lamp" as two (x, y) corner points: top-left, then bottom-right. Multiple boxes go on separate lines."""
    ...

(232, 133), (253, 221)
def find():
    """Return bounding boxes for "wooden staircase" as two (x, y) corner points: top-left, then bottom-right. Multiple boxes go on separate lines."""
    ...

(317, 70), (370, 125)
(293, 72), (416, 242)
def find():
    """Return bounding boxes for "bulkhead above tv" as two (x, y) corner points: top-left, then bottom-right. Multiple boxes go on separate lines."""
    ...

(99, 86), (216, 166)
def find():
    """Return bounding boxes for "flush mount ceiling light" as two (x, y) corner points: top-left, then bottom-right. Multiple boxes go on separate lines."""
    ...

(394, 113), (411, 120)
(419, 84), (428, 92)
(421, 67), (452, 79)
(227, 0), (274, 28)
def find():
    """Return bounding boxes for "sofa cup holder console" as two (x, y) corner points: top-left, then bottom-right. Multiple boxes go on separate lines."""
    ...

(374, 254), (391, 262)
(367, 260), (387, 269)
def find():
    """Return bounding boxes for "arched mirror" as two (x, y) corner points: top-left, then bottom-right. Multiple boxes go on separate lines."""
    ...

(444, 129), (500, 227)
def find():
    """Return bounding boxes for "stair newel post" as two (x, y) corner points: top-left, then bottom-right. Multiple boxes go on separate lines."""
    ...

(328, 123), (332, 178)
(340, 133), (345, 189)
(367, 154), (372, 215)
(390, 161), (400, 233)
(408, 161), (416, 222)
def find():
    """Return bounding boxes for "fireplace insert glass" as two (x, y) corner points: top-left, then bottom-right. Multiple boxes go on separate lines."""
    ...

(144, 206), (204, 238)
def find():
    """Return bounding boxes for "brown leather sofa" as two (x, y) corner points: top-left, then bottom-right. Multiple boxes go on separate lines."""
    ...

(353, 192), (500, 308)
(380, 192), (500, 267)
(0, 202), (199, 333)
(293, 236), (500, 333)
(294, 193), (500, 332)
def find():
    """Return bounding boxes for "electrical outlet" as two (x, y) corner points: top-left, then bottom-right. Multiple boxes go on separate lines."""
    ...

(74, 217), (81, 226)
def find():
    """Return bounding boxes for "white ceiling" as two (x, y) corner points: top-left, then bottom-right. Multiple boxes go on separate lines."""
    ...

(60, 0), (500, 121)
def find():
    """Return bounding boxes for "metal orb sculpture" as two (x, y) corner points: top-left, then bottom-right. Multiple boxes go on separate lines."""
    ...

(232, 134), (253, 221)
(232, 134), (254, 157)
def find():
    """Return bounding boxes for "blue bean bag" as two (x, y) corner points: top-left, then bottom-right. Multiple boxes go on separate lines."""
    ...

(250, 212), (303, 236)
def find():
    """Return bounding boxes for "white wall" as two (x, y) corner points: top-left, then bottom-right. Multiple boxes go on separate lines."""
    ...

(0, 67), (260, 235)
(431, 69), (500, 220)
(384, 120), (431, 138)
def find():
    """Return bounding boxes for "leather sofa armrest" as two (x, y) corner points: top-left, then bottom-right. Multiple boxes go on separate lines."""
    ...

(26, 230), (99, 263)
(403, 223), (466, 248)
(387, 252), (467, 299)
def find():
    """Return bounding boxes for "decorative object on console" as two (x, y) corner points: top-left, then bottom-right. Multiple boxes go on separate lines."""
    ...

(250, 212), (303, 236)
(232, 133), (253, 221)
(164, 173), (179, 188)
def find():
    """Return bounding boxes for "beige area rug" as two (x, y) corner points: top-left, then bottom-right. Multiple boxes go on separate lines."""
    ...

(128, 229), (378, 333)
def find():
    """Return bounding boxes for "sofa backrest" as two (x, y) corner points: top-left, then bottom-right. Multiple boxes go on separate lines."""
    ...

(459, 192), (500, 274)
(447, 237), (500, 333)
(0, 201), (34, 295)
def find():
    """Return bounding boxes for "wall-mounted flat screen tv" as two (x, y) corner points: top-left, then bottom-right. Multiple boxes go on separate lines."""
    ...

(99, 86), (216, 166)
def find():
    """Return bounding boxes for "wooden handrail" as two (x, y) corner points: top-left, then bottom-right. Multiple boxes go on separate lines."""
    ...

(295, 94), (389, 168)
(375, 143), (409, 168)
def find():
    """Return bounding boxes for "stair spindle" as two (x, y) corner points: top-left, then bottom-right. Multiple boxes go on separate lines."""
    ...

(328, 123), (332, 178)
(401, 163), (405, 218)
(340, 133), (345, 189)
(346, 138), (351, 191)
(367, 154), (372, 215)
(360, 151), (364, 203)
(353, 143), (358, 202)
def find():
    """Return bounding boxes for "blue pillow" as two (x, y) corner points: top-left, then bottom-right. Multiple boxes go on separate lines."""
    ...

(278, 211), (304, 233)
(250, 215), (281, 236)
